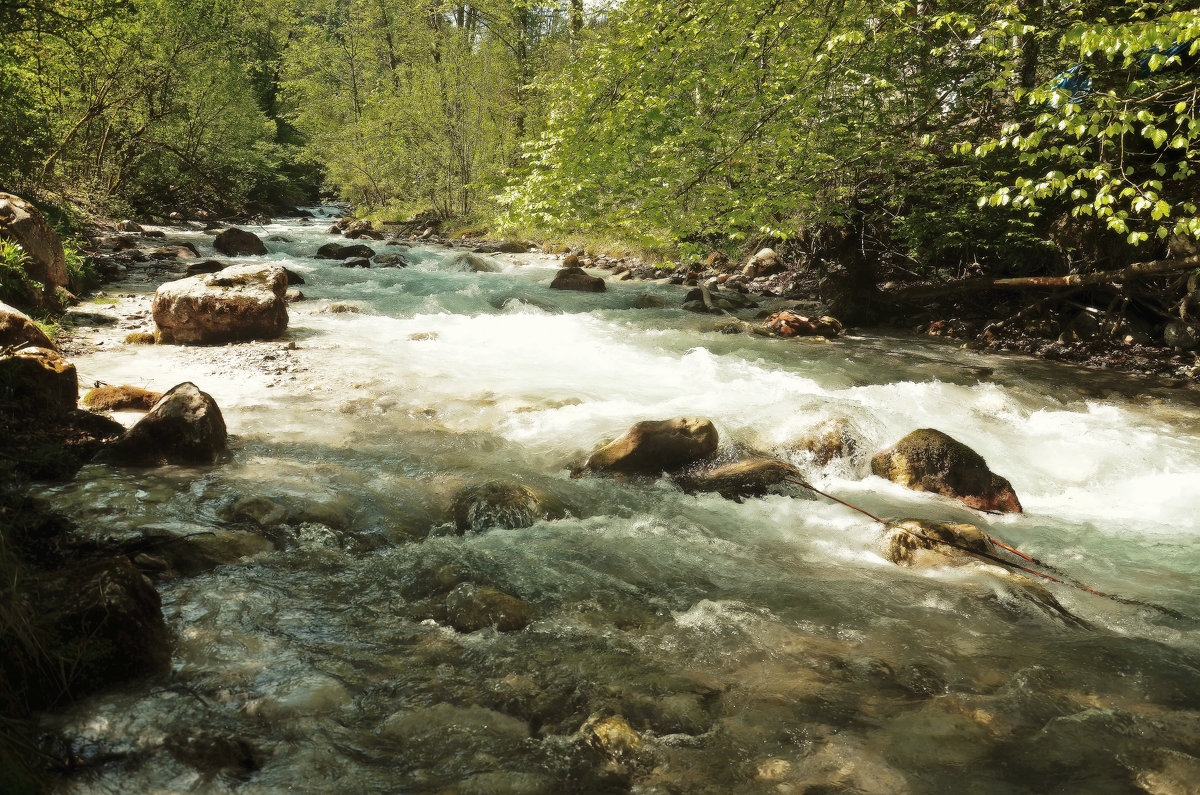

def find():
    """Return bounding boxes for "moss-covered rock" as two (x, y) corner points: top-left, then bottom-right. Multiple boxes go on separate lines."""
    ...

(82, 384), (162, 411)
(870, 428), (1022, 513)
(883, 519), (994, 566)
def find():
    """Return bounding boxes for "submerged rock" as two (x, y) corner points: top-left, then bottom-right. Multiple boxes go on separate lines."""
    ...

(632, 293), (666, 309)
(883, 519), (994, 566)
(450, 480), (563, 533)
(871, 428), (1021, 513)
(796, 418), (862, 466)
(82, 384), (163, 411)
(675, 457), (799, 500)
(0, 346), (77, 415)
(213, 227), (267, 256)
(579, 714), (642, 759)
(551, 265), (605, 292)
(586, 418), (718, 475)
(447, 252), (502, 273)
(443, 583), (535, 632)
(98, 382), (227, 466)
(0, 300), (57, 351)
(372, 252), (409, 268)
(153, 264), (288, 344)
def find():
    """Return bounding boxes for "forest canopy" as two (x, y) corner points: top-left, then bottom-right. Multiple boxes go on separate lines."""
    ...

(2, 0), (1197, 276)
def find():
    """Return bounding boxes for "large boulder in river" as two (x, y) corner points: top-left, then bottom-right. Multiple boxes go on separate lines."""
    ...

(871, 429), (1022, 513)
(98, 382), (227, 467)
(450, 480), (564, 533)
(0, 192), (68, 307)
(212, 227), (267, 256)
(153, 264), (288, 344)
(0, 346), (76, 415)
(551, 265), (605, 292)
(0, 300), (57, 351)
(586, 418), (719, 475)
(315, 242), (375, 260)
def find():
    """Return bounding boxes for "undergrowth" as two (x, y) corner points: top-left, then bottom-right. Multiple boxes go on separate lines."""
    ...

(0, 241), (44, 306)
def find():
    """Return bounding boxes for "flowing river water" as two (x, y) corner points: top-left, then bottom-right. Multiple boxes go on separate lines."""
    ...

(33, 212), (1200, 793)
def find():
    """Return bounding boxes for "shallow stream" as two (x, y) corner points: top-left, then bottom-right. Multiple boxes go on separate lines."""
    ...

(36, 212), (1200, 793)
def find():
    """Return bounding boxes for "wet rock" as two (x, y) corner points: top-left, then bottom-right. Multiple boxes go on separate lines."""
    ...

(166, 729), (263, 777)
(883, 519), (994, 566)
(146, 526), (273, 576)
(340, 257), (371, 268)
(742, 247), (784, 279)
(447, 251), (502, 272)
(476, 240), (530, 254)
(632, 293), (666, 309)
(115, 219), (143, 233)
(28, 558), (169, 706)
(124, 332), (156, 345)
(0, 300), (57, 351)
(372, 253), (409, 268)
(675, 458), (799, 500)
(185, 259), (227, 276)
(82, 385), (162, 411)
(579, 714), (642, 759)
(153, 264), (288, 344)
(871, 428), (1022, 513)
(796, 418), (862, 466)
(382, 702), (529, 743)
(212, 227), (267, 256)
(450, 480), (564, 533)
(315, 242), (375, 259)
(683, 285), (756, 313)
(551, 265), (606, 292)
(0, 192), (68, 307)
(765, 311), (843, 338)
(97, 382), (227, 466)
(1164, 320), (1200, 351)
(220, 493), (350, 530)
(321, 302), (361, 314)
(0, 346), (77, 414)
(586, 418), (719, 476)
(152, 245), (198, 260)
(283, 267), (305, 285)
(444, 583), (534, 632)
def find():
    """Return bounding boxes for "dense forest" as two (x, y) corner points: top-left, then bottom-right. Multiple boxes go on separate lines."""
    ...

(2, 0), (1199, 297)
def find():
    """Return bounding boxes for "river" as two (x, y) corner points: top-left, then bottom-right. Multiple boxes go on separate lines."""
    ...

(35, 211), (1200, 793)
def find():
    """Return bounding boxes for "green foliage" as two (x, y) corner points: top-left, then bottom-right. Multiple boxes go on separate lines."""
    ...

(0, 242), (44, 306)
(967, 3), (1200, 246)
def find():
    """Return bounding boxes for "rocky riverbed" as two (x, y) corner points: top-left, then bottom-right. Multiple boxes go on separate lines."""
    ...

(8, 210), (1200, 793)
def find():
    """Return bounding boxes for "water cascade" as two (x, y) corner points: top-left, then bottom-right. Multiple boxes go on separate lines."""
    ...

(38, 212), (1200, 793)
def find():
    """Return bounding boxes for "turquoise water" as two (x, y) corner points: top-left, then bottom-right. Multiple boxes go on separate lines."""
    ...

(38, 213), (1200, 793)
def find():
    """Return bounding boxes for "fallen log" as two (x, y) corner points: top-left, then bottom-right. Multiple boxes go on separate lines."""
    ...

(890, 255), (1200, 302)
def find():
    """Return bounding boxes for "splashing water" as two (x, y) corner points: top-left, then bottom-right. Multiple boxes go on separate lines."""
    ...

(38, 214), (1200, 793)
